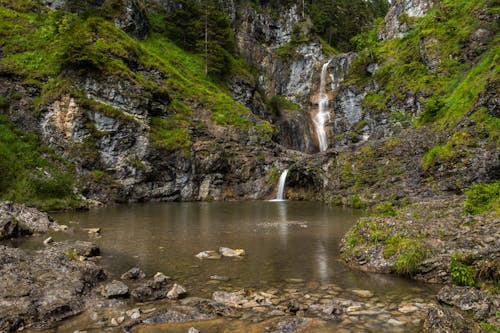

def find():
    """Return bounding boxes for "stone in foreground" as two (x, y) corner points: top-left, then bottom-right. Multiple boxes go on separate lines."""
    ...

(167, 283), (187, 299)
(101, 280), (129, 298)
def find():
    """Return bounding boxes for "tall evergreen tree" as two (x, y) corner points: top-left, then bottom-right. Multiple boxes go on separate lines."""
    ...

(165, 0), (202, 51)
(198, 0), (235, 79)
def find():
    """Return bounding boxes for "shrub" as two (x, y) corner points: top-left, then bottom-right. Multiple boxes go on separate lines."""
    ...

(450, 254), (476, 286)
(464, 182), (500, 215)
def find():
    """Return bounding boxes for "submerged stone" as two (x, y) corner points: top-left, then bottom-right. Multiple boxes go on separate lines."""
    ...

(195, 250), (222, 260)
(219, 247), (246, 257)
(121, 267), (146, 280)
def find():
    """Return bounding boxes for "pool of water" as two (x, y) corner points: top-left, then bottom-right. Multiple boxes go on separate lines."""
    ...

(20, 201), (433, 299)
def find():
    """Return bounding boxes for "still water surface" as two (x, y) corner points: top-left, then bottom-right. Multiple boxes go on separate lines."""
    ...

(43, 201), (434, 298)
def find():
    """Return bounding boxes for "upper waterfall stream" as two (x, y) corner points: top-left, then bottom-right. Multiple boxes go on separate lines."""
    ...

(313, 60), (331, 152)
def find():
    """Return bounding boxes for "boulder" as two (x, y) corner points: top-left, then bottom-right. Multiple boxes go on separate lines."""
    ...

(0, 201), (58, 238)
(101, 280), (129, 298)
(167, 284), (187, 300)
(121, 267), (146, 280)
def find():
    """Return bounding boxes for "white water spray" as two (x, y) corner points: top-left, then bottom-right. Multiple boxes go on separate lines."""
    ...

(274, 169), (289, 201)
(313, 60), (331, 152)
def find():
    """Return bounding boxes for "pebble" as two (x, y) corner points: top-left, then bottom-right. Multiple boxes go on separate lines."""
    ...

(387, 318), (405, 326)
(284, 278), (305, 283)
(210, 275), (230, 282)
(43, 237), (53, 245)
(350, 289), (374, 298)
(346, 305), (363, 313)
(188, 328), (200, 333)
(126, 308), (140, 319)
(398, 305), (419, 314)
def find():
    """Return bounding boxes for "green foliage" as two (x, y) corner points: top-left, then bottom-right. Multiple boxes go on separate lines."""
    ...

(420, 95), (445, 124)
(164, 0), (236, 79)
(270, 95), (302, 113)
(450, 253), (476, 286)
(150, 116), (192, 151)
(421, 132), (472, 171)
(394, 245), (430, 276)
(480, 322), (500, 333)
(0, 115), (79, 211)
(66, 249), (78, 260)
(371, 201), (397, 217)
(309, 0), (389, 50)
(266, 167), (281, 185)
(350, 194), (366, 209)
(464, 182), (500, 215)
(0, 95), (8, 108)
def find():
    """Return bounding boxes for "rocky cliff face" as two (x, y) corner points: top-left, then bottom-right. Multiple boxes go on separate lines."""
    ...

(35, 73), (282, 203)
(378, 0), (434, 40)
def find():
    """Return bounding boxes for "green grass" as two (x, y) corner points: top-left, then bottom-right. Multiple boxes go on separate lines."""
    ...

(0, 115), (80, 211)
(464, 181), (500, 215)
(348, 0), (498, 140)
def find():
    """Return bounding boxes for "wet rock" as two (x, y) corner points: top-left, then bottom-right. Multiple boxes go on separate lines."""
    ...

(142, 306), (214, 325)
(83, 227), (101, 235)
(387, 318), (405, 326)
(188, 328), (200, 333)
(212, 290), (246, 305)
(126, 308), (141, 320)
(153, 272), (170, 284)
(219, 247), (245, 257)
(0, 201), (58, 239)
(350, 289), (374, 298)
(437, 285), (495, 320)
(131, 285), (154, 302)
(43, 237), (54, 245)
(101, 280), (129, 298)
(398, 305), (419, 314)
(167, 284), (187, 300)
(195, 250), (222, 260)
(0, 241), (104, 332)
(423, 305), (480, 332)
(210, 275), (230, 282)
(121, 267), (146, 280)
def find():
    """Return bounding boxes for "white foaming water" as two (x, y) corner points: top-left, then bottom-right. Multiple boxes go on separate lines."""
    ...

(314, 60), (331, 152)
(271, 169), (289, 201)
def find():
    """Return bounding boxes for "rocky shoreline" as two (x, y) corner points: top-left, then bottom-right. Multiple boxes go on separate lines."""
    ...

(1, 201), (498, 332)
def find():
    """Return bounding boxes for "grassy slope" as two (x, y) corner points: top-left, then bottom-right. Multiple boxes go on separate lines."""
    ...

(0, 0), (271, 210)
(337, 0), (499, 206)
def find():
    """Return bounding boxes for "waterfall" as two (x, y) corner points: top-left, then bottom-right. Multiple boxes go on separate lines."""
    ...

(274, 169), (289, 201)
(313, 60), (331, 152)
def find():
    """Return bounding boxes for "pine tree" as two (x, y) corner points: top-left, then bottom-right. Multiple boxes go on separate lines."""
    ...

(199, 0), (235, 79)
(165, 0), (202, 51)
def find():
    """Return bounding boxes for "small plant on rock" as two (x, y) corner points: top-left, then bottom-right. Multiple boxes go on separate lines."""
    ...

(450, 253), (476, 286)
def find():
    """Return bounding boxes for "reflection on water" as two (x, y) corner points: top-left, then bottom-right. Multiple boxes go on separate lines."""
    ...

(31, 201), (436, 298)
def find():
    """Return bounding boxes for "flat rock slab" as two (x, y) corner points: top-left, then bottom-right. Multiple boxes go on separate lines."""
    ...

(101, 280), (129, 298)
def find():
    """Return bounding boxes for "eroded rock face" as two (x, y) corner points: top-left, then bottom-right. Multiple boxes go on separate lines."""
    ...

(0, 202), (58, 239)
(114, 0), (148, 40)
(0, 241), (105, 332)
(378, 0), (434, 40)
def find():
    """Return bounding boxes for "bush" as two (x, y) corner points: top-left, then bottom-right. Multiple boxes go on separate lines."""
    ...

(464, 182), (500, 215)
(450, 254), (476, 286)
